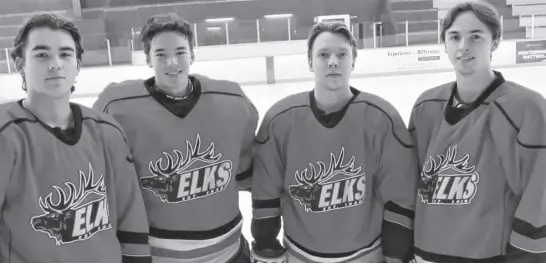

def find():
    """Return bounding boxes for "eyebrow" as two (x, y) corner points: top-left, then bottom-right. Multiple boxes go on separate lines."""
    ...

(447, 29), (485, 34)
(154, 47), (187, 52)
(31, 45), (75, 52)
(317, 47), (349, 52)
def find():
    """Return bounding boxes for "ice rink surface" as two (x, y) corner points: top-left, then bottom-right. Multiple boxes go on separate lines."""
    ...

(4, 64), (546, 243)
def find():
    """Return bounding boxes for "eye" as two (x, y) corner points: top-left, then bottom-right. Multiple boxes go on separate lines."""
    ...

(60, 52), (73, 58)
(450, 35), (460, 41)
(156, 53), (166, 58)
(472, 35), (482, 40)
(176, 51), (186, 56)
(35, 53), (48, 58)
(319, 52), (328, 58)
(339, 52), (348, 58)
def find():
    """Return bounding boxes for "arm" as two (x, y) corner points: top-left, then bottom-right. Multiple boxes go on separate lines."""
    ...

(108, 130), (151, 263)
(506, 102), (546, 262)
(0, 135), (14, 218)
(375, 107), (418, 263)
(250, 113), (286, 262)
(236, 99), (259, 191)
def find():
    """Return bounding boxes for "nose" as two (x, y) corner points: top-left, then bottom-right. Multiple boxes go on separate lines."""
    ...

(48, 56), (63, 71)
(458, 37), (470, 51)
(328, 55), (339, 68)
(166, 56), (179, 66)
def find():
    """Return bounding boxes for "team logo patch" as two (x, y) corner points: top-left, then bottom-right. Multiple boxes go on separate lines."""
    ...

(289, 148), (366, 213)
(31, 164), (111, 245)
(140, 134), (232, 203)
(418, 146), (479, 205)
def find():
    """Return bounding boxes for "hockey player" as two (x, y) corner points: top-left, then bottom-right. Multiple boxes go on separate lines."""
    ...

(250, 21), (417, 263)
(0, 14), (151, 262)
(409, 1), (546, 262)
(92, 13), (258, 262)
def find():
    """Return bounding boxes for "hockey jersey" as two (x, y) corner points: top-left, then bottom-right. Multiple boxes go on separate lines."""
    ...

(0, 101), (150, 262)
(92, 75), (258, 262)
(252, 87), (418, 262)
(409, 71), (546, 262)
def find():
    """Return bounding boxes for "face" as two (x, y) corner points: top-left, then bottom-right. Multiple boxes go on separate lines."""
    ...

(308, 32), (355, 91)
(444, 12), (498, 76)
(147, 31), (193, 93)
(19, 27), (80, 98)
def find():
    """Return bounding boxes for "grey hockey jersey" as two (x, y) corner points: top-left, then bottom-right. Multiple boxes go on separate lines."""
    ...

(409, 71), (546, 262)
(0, 101), (150, 262)
(252, 88), (418, 262)
(93, 74), (258, 262)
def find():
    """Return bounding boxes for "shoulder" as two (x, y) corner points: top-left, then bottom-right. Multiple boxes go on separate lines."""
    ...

(78, 104), (128, 143)
(412, 82), (453, 109)
(0, 101), (31, 135)
(354, 91), (404, 121)
(256, 91), (310, 143)
(493, 81), (546, 131)
(94, 79), (149, 112)
(197, 74), (245, 97)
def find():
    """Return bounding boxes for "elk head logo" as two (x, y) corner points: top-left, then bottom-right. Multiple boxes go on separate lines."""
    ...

(31, 164), (107, 245)
(140, 134), (221, 202)
(418, 145), (476, 203)
(289, 148), (362, 212)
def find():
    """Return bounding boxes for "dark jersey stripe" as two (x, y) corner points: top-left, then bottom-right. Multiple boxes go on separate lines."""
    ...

(513, 217), (546, 240)
(384, 201), (415, 219)
(382, 220), (413, 262)
(412, 99), (449, 109)
(122, 255), (152, 263)
(414, 247), (505, 262)
(493, 102), (546, 148)
(117, 231), (149, 244)
(149, 213), (242, 240)
(253, 198), (281, 209)
(255, 105), (309, 144)
(236, 167), (252, 181)
(286, 235), (380, 259)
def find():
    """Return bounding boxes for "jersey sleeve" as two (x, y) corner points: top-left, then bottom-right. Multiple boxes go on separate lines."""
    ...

(506, 101), (546, 262)
(374, 105), (418, 262)
(107, 129), (152, 263)
(235, 98), (259, 191)
(0, 135), (14, 218)
(251, 109), (285, 220)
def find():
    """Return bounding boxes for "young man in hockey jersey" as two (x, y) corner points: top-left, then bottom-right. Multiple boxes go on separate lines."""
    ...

(250, 21), (417, 263)
(93, 13), (258, 262)
(0, 14), (151, 262)
(410, 1), (546, 262)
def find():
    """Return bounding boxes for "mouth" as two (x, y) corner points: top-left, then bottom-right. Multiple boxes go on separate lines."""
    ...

(46, 76), (65, 80)
(326, 73), (342, 77)
(165, 70), (183, 76)
(457, 56), (475, 62)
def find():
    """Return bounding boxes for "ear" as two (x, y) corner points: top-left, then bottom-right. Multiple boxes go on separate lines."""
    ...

(308, 58), (313, 73)
(491, 39), (500, 52)
(15, 57), (24, 73)
(352, 58), (355, 71)
(76, 59), (81, 73)
(146, 55), (152, 68)
(190, 52), (195, 65)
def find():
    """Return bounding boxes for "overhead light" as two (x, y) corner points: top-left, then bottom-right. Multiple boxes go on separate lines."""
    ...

(205, 17), (234, 23)
(207, 27), (222, 31)
(264, 14), (293, 19)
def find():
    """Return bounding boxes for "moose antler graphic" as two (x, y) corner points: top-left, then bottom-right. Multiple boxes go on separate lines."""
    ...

(39, 164), (106, 214)
(148, 134), (221, 178)
(294, 148), (362, 187)
(422, 146), (475, 178)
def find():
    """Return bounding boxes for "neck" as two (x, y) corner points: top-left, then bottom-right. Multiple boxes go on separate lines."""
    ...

(156, 77), (191, 98)
(314, 85), (353, 114)
(24, 93), (72, 129)
(455, 69), (496, 102)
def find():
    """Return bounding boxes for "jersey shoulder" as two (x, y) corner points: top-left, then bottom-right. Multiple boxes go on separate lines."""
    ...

(413, 82), (453, 108)
(78, 104), (127, 142)
(262, 91), (310, 127)
(355, 90), (403, 120)
(196, 74), (245, 96)
(0, 101), (28, 134)
(494, 81), (546, 131)
(95, 79), (149, 112)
